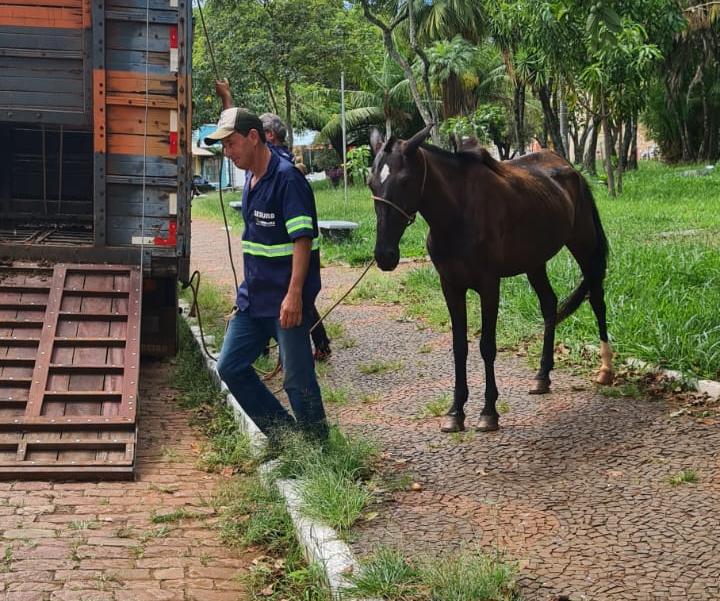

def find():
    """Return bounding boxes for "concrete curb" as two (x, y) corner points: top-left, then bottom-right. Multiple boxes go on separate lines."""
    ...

(624, 356), (720, 400)
(580, 343), (720, 401)
(179, 301), (372, 600)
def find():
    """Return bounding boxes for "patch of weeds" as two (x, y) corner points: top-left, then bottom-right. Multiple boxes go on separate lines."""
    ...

(497, 400), (511, 414)
(668, 469), (698, 486)
(320, 383), (350, 405)
(115, 527), (133, 538)
(215, 477), (295, 553)
(138, 525), (172, 544)
(150, 483), (180, 495)
(419, 343), (433, 353)
(337, 336), (358, 349)
(421, 394), (451, 418)
(300, 465), (374, 531)
(346, 547), (421, 599)
(360, 392), (382, 404)
(450, 431), (476, 445)
(161, 445), (181, 463)
(315, 361), (330, 378)
(200, 407), (255, 473)
(253, 352), (277, 375)
(242, 550), (331, 601)
(1, 546), (12, 572)
(347, 547), (520, 601)
(130, 545), (145, 560)
(99, 497), (110, 506)
(275, 426), (378, 483)
(93, 572), (122, 591)
(323, 320), (345, 339)
(151, 508), (205, 524)
(422, 549), (520, 600)
(68, 539), (85, 562)
(598, 381), (642, 399)
(359, 359), (403, 375)
(199, 553), (210, 567)
(68, 520), (99, 531)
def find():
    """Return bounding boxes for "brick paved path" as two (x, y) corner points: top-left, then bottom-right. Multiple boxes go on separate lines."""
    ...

(191, 216), (720, 601)
(0, 359), (249, 601)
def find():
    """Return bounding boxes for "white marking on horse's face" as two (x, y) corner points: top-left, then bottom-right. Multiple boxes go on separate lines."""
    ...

(380, 164), (390, 184)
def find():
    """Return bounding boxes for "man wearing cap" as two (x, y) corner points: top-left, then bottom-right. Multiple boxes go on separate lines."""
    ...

(216, 81), (333, 362)
(205, 105), (328, 442)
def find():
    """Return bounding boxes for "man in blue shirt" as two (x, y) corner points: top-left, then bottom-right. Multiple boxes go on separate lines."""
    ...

(205, 106), (328, 442)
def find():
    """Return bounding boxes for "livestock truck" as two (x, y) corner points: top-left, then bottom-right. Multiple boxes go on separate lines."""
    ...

(0, 0), (193, 478)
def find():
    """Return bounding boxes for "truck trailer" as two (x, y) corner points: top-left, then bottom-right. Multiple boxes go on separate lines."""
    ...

(0, 0), (193, 478)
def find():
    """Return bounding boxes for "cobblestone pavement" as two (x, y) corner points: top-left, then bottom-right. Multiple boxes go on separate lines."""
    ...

(191, 216), (720, 601)
(0, 360), (249, 601)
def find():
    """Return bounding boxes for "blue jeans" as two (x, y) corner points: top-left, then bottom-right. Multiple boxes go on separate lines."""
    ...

(216, 308), (327, 439)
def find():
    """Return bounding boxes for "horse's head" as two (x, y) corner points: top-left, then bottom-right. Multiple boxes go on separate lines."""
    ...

(368, 125), (433, 271)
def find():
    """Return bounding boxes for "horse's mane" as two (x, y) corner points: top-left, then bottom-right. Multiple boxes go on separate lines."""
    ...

(420, 143), (507, 176)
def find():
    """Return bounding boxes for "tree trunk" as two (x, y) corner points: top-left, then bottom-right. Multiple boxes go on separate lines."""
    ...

(601, 93), (615, 197)
(628, 117), (638, 170)
(622, 118), (633, 169)
(537, 84), (566, 158)
(406, 0), (441, 142)
(513, 82), (526, 155)
(616, 120), (623, 195)
(284, 77), (293, 149)
(576, 114), (592, 167)
(259, 72), (280, 115)
(699, 77), (711, 161)
(362, 2), (437, 142)
(583, 117), (600, 175)
(558, 90), (569, 160)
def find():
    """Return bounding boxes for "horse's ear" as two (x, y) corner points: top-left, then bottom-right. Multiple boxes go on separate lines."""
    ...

(403, 123), (434, 156)
(369, 128), (384, 155)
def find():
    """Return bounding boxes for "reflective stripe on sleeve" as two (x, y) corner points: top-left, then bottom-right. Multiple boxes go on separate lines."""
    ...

(285, 215), (314, 234)
(243, 237), (320, 257)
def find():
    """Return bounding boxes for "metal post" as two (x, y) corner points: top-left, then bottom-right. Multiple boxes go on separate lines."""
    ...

(341, 70), (348, 206)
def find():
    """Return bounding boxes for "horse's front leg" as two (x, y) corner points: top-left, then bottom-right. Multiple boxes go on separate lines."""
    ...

(439, 278), (468, 433)
(478, 278), (500, 432)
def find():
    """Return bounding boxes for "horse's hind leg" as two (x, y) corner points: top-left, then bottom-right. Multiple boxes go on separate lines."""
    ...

(589, 282), (614, 384)
(527, 265), (558, 394)
(567, 243), (615, 385)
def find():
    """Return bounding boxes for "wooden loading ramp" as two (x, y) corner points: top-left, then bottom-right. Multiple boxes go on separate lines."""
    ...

(0, 263), (141, 480)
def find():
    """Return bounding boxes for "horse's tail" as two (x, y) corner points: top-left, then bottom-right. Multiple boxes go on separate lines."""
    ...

(556, 177), (609, 324)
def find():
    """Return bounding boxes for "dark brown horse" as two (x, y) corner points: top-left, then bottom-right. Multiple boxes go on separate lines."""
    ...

(368, 126), (614, 433)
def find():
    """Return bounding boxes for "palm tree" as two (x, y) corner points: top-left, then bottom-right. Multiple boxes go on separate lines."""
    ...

(319, 55), (413, 144)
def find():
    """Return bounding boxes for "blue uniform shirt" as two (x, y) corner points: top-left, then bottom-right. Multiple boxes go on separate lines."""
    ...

(237, 152), (321, 318)
(268, 143), (294, 164)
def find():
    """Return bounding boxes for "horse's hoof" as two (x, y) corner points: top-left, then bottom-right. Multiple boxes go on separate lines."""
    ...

(476, 415), (499, 432)
(440, 415), (465, 433)
(529, 378), (551, 395)
(596, 368), (614, 386)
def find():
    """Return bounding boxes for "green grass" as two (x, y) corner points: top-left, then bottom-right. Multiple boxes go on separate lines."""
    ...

(421, 394), (451, 417)
(668, 468), (699, 486)
(346, 547), (520, 601)
(344, 162), (720, 380)
(320, 383), (350, 405)
(358, 359), (403, 375)
(179, 278), (234, 348)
